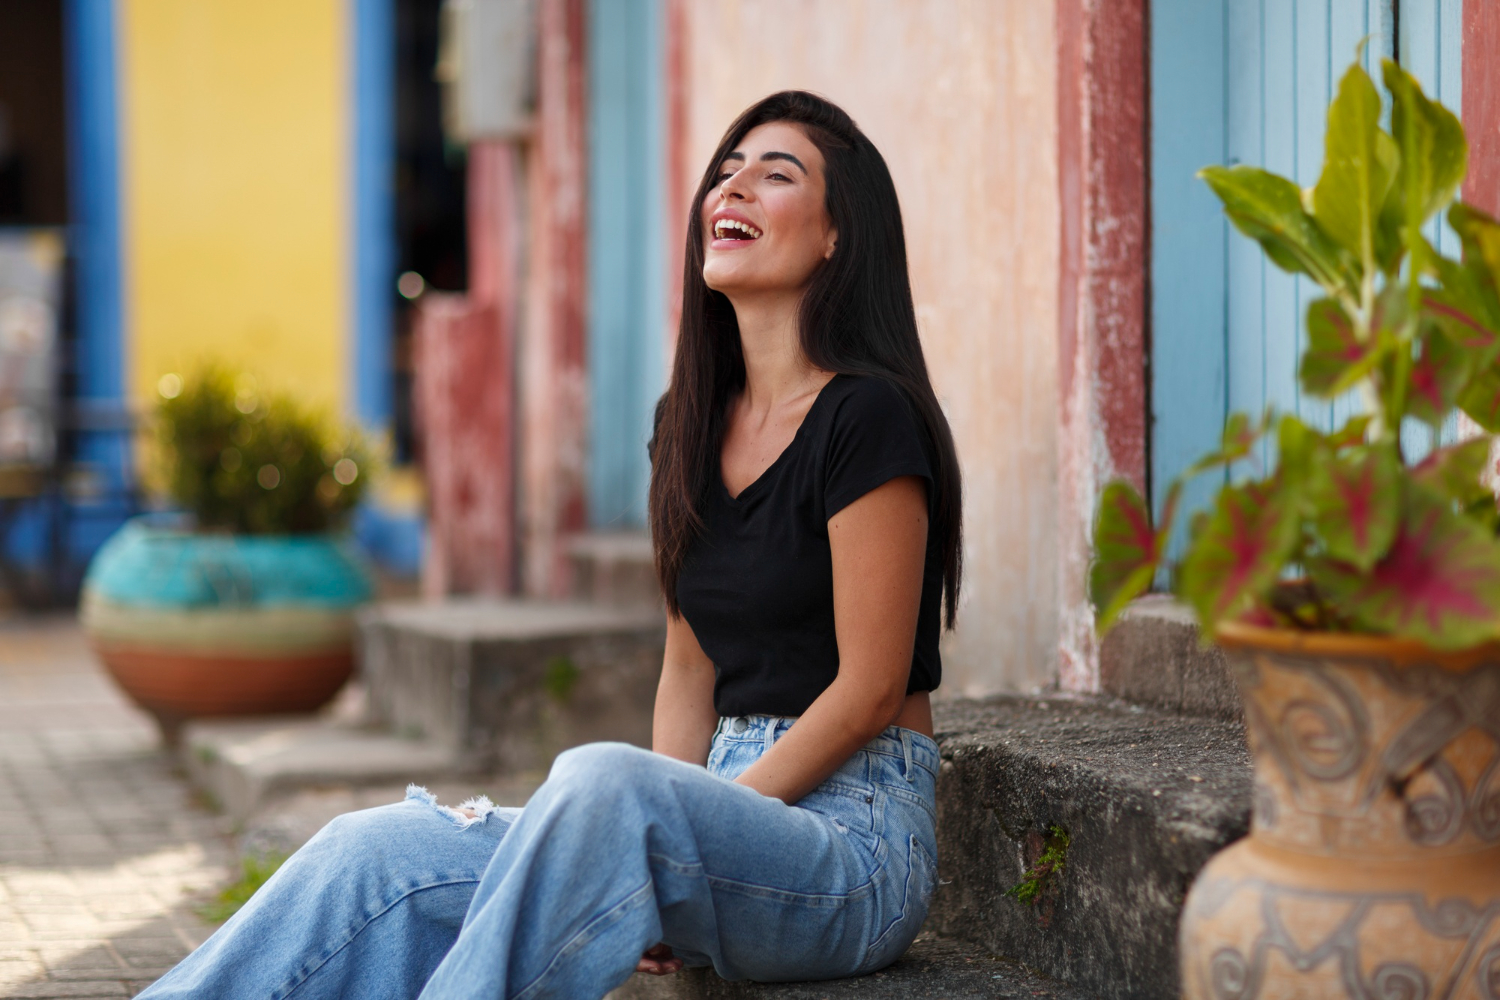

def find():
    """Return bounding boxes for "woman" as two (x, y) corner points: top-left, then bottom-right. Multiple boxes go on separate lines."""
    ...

(139, 89), (962, 1000)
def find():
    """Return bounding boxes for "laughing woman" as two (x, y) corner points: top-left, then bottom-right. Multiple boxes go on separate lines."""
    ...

(138, 90), (962, 1000)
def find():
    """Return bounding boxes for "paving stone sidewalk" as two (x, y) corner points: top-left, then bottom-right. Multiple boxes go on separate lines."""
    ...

(0, 615), (538, 999)
(0, 615), (234, 998)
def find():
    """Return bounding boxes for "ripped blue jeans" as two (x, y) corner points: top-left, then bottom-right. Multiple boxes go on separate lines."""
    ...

(137, 717), (940, 1000)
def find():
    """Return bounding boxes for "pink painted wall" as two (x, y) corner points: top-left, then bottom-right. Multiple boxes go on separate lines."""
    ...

(678, 1), (1061, 694)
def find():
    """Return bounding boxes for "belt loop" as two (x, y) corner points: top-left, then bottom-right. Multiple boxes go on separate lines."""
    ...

(764, 718), (778, 753)
(901, 729), (914, 782)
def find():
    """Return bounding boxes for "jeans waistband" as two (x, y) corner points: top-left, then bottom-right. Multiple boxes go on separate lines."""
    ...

(714, 714), (941, 777)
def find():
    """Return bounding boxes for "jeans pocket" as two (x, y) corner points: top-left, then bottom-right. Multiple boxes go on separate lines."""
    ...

(860, 834), (937, 974)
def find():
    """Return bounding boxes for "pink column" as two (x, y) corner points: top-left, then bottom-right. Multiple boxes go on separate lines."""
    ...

(1055, 0), (1150, 692)
(1465, 2), (1500, 217)
(415, 142), (520, 597)
(518, 0), (589, 597)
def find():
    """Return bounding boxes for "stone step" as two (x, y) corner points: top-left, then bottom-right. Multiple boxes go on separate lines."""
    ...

(607, 934), (1101, 999)
(356, 597), (666, 771)
(929, 695), (1251, 1000)
(567, 531), (660, 607)
(182, 714), (458, 825)
(1098, 595), (1239, 720)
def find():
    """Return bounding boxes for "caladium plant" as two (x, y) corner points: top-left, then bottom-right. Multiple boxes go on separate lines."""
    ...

(1090, 55), (1500, 650)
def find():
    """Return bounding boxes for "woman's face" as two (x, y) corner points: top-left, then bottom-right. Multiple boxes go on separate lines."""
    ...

(700, 121), (837, 298)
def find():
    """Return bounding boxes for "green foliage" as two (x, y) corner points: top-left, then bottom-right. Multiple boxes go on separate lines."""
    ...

(1004, 825), (1070, 907)
(197, 852), (287, 924)
(153, 365), (371, 534)
(1090, 55), (1500, 649)
(542, 655), (580, 703)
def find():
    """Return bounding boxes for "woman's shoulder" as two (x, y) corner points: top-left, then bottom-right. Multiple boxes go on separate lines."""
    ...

(820, 373), (915, 415)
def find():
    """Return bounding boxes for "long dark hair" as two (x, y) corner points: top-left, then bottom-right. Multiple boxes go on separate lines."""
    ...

(649, 90), (963, 628)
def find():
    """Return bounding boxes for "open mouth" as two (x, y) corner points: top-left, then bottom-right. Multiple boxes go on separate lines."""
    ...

(713, 219), (762, 241)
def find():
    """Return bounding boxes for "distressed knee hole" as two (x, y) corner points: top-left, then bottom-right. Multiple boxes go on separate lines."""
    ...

(405, 784), (500, 828)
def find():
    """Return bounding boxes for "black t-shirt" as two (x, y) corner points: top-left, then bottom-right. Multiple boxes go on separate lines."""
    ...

(676, 374), (942, 718)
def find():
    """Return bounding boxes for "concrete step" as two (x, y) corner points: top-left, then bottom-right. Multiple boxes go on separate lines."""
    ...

(182, 714), (457, 825)
(929, 695), (1251, 1000)
(1098, 595), (1239, 720)
(607, 933), (1101, 999)
(357, 597), (666, 771)
(567, 531), (660, 607)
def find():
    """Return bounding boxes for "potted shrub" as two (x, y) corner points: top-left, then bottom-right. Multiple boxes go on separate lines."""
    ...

(81, 366), (375, 745)
(1091, 57), (1500, 998)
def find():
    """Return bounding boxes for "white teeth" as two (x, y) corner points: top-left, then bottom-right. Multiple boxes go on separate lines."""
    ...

(714, 219), (762, 240)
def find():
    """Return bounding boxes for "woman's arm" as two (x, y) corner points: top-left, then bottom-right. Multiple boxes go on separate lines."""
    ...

(731, 475), (928, 804)
(652, 613), (720, 765)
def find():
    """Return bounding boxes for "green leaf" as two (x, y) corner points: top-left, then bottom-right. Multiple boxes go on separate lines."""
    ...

(1177, 477), (1301, 635)
(1187, 409), (1273, 474)
(1200, 165), (1356, 296)
(1423, 264), (1500, 371)
(1450, 202), (1500, 293)
(1089, 480), (1178, 634)
(1382, 59), (1468, 239)
(1300, 297), (1383, 398)
(1276, 414), (1325, 491)
(1406, 324), (1472, 428)
(1459, 359), (1500, 433)
(1413, 436), (1493, 506)
(1307, 445), (1401, 570)
(1313, 61), (1398, 273)
(1310, 485), (1500, 649)
(1327, 413), (1374, 449)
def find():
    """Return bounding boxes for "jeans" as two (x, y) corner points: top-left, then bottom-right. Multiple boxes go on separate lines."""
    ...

(137, 717), (939, 1000)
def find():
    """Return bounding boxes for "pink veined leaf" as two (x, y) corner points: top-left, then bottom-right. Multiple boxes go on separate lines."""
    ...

(1310, 486), (1500, 649)
(1413, 436), (1492, 505)
(1301, 298), (1380, 398)
(1423, 286), (1500, 363)
(1308, 446), (1400, 571)
(1177, 477), (1300, 635)
(1090, 480), (1177, 635)
(1407, 325), (1470, 428)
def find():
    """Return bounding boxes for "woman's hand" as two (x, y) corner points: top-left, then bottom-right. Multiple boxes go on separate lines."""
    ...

(637, 943), (684, 975)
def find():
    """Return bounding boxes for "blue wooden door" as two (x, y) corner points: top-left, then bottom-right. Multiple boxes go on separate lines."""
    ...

(586, 0), (666, 529)
(1150, 0), (1463, 544)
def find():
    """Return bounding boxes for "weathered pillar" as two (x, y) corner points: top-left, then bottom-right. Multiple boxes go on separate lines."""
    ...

(415, 142), (520, 597)
(1465, 2), (1500, 217)
(1055, 0), (1149, 692)
(518, 0), (589, 598)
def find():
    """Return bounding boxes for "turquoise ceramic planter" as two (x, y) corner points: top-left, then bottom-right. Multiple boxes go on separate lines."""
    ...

(80, 518), (376, 743)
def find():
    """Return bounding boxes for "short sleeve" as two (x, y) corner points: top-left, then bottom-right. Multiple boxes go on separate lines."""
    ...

(824, 379), (934, 519)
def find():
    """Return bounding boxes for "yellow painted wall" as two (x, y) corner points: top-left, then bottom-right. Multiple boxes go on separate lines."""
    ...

(119, 0), (348, 412)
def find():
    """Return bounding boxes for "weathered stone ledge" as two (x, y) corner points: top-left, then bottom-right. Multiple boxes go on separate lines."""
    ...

(930, 694), (1252, 999)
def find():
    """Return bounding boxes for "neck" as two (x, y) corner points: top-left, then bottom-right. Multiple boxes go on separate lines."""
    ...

(729, 290), (821, 408)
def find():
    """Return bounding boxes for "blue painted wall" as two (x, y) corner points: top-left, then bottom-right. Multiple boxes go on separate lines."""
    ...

(351, 0), (397, 432)
(586, 0), (665, 529)
(1151, 0), (1461, 551)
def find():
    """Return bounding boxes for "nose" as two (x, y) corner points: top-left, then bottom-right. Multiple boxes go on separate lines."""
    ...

(718, 167), (749, 201)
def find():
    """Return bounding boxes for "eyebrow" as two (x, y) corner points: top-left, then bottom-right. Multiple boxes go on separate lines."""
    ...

(720, 150), (808, 174)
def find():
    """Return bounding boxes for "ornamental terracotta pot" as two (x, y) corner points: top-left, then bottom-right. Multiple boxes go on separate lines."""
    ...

(1179, 620), (1500, 1000)
(80, 518), (374, 746)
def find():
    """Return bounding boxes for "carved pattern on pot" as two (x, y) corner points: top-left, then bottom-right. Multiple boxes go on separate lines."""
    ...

(1234, 651), (1500, 856)
(1184, 876), (1500, 1000)
(1181, 625), (1500, 1000)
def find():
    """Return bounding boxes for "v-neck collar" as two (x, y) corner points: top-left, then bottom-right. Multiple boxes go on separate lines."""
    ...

(720, 375), (840, 505)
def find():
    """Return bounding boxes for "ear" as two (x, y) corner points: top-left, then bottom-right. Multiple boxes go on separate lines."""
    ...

(824, 228), (839, 260)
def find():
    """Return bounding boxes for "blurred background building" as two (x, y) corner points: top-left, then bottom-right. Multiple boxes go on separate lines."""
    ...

(0, 0), (1495, 695)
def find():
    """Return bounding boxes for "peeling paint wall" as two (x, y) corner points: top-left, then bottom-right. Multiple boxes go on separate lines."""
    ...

(679, 1), (1061, 695)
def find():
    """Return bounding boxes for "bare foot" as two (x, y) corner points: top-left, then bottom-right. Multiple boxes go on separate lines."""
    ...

(637, 943), (683, 976)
